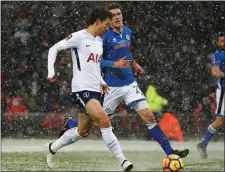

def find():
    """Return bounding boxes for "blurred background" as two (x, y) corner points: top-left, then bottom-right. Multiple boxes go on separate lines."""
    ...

(1, 1), (225, 141)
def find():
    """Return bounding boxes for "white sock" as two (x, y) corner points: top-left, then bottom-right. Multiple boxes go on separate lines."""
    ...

(100, 127), (126, 165)
(50, 127), (82, 153)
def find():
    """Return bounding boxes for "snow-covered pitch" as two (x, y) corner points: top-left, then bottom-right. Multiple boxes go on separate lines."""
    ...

(2, 139), (224, 171)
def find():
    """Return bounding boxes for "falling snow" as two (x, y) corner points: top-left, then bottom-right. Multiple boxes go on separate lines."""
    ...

(1, 3), (224, 170)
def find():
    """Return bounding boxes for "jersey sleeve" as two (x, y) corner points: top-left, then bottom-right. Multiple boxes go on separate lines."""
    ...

(100, 58), (114, 68)
(211, 52), (222, 67)
(100, 34), (114, 68)
(47, 32), (81, 78)
(59, 32), (81, 49)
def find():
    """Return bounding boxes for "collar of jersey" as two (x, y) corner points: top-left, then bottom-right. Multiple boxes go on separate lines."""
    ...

(110, 26), (123, 36)
(85, 29), (97, 38)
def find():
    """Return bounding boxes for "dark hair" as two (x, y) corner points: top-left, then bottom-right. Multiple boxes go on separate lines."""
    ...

(215, 32), (225, 42)
(88, 7), (112, 25)
(106, 3), (122, 11)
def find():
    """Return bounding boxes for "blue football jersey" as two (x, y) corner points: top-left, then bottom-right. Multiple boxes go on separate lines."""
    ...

(211, 50), (225, 89)
(101, 27), (135, 87)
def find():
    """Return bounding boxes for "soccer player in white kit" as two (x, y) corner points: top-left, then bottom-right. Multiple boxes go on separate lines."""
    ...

(45, 7), (133, 171)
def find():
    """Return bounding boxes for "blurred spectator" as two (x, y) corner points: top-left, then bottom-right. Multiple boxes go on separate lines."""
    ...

(159, 112), (184, 142)
(5, 96), (28, 124)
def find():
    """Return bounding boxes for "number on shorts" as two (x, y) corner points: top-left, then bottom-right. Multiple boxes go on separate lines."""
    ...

(133, 85), (141, 94)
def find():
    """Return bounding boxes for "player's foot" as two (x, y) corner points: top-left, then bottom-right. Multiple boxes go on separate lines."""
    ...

(44, 143), (56, 170)
(122, 160), (133, 172)
(196, 142), (208, 159)
(58, 117), (72, 138)
(172, 149), (189, 158)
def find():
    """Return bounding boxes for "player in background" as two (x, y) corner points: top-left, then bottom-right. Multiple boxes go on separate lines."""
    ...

(45, 7), (133, 171)
(59, 3), (189, 158)
(197, 32), (225, 159)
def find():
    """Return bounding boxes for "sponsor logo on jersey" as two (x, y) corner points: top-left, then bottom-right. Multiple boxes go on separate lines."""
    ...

(114, 42), (130, 50)
(87, 53), (102, 63)
(105, 108), (112, 114)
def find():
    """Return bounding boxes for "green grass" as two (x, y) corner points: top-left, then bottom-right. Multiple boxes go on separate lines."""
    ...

(1, 150), (224, 171)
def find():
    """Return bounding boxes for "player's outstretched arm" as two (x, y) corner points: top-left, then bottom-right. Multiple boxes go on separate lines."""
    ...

(48, 33), (80, 82)
(47, 42), (65, 82)
(100, 57), (131, 68)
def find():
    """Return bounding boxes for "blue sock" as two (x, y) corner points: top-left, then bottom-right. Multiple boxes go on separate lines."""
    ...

(67, 119), (78, 128)
(148, 124), (174, 155)
(201, 125), (217, 147)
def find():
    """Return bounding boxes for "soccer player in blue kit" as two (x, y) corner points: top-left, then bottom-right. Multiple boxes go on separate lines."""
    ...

(59, 3), (189, 158)
(197, 32), (225, 159)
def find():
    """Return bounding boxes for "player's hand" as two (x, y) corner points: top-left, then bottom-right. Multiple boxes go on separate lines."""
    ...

(132, 62), (144, 75)
(48, 77), (56, 83)
(113, 56), (132, 68)
(102, 84), (110, 94)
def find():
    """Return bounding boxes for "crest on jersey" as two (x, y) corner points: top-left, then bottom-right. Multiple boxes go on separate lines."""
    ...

(105, 108), (112, 114)
(83, 92), (89, 98)
(112, 38), (117, 42)
(65, 34), (72, 41)
(126, 34), (130, 40)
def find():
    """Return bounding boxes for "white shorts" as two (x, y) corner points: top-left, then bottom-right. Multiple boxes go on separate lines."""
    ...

(103, 81), (145, 115)
(215, 88), (225, 116)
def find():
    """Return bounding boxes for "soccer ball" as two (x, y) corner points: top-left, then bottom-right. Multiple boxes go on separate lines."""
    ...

(162, 154), (184, 172)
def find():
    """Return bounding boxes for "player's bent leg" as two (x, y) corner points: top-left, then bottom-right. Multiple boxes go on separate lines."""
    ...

(59, 117), (73, 137)
(133, 101), (189, 158)
(86, 99), (133, 171)
(86, 99), (111, 128)
(197, 116), (224, 159)
(211, 116), (224, 130)
(77, 113), (94, 137)
(44, 143), (56, 170)
(44, 113), (93, 169)
(58, 118), (79, 138)
(137, 107), (174, 155)
(45, 128), (82, 169)
(51, 113), (92, 153)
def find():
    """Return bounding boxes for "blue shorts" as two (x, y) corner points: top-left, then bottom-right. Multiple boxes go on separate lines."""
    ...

(71, 91), (104, 113)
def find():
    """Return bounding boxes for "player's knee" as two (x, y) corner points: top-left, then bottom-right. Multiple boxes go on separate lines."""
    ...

(138, 108), (156, 124)
(215, 117), (224, 128)
(212, 116), (224, 129)
(144, 114), (156, 124)
(77, 128), (89, 137)
(132, 100), (149, 112)
(98, 114), (111, 128)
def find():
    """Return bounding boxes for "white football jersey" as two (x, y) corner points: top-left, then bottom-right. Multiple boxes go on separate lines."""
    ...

(48, 29), (105, 92)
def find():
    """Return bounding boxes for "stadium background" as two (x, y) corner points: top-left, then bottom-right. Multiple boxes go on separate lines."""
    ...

(1, 1), (225, 140)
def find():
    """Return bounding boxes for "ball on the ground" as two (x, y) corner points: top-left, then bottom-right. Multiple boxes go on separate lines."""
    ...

(162, 154), (184, 172)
